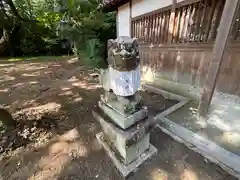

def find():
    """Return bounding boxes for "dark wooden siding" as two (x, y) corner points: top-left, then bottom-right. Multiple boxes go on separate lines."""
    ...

(140, 42), (240, 96)
(134, 0), (240, 96)
(132, 0), (232, 44)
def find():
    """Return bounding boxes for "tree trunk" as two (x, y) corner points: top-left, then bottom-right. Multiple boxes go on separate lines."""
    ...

(0, 28), (9, 56)
(3, 0), (39, 23)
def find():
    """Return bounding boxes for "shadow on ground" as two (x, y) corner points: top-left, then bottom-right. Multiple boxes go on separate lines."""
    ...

(0, 57), (237, 180)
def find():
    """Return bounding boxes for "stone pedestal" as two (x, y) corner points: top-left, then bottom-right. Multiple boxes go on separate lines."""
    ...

(93, 105), (157, 178)
(96, 132), (157, 178)
(98, 101), (148, 129)
(93, 36), (157, 178)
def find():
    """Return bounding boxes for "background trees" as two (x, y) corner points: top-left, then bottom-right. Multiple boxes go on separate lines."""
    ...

(0, 0), (116, 67)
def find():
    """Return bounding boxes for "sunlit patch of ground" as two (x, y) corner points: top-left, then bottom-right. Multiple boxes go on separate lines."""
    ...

(0, 56), (70, 62)
(0, 56), (236, 180)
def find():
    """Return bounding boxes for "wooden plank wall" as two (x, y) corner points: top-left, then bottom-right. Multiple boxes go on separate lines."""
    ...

(132, 0), (228, 44)
(140, 43), (240, 96)
(217, 2), (240, 95)
(140, 44), (212, 89)
(132, 0), (240, 96)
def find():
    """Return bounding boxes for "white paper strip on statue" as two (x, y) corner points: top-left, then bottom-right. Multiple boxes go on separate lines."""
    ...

(109, 65), (140, 96)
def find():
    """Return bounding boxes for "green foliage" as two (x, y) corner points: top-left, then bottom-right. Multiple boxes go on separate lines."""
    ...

(0, 0), (116, 64)
(57, 0), (116, 68)
(11, 0), (66, 55)
(74, 38), (107, 68)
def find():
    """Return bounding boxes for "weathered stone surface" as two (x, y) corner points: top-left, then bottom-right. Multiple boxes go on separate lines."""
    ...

(93, 36), (158, 177)
(96, 132), (157, 178)
(100, 92), (142, 115)
(93, 107), (157, 164)
(98, 101), (148, 129)
(92, 107), (156, 145)
(104, 131), (150, 165)
(107, 37), (140, 72)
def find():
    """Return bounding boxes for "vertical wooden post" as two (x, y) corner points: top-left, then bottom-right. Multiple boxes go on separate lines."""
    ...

(194, 2), (201, 41)
(168, 0), (177, 43)
(155, 14), (160, 44)
(116, 9), (119, 37)
(204, 0), (217, 41)
(130, 0), (132, 37)
(198, 0), (240, 117)
(152, 14), (157, 44)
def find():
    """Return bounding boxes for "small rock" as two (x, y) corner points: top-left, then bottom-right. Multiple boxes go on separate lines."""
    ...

(31, 127), (37, 132)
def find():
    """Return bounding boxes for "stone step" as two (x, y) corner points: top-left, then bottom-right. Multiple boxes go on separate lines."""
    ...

(98, 101), (148, 129)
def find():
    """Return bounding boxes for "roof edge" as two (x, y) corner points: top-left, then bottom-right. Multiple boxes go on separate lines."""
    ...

(102, 0), (130, 11)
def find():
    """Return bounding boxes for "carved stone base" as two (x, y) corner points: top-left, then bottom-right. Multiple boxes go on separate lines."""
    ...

(92, 107), (156, 164)
(98, 101), (148, 129)
(100, 92), (142, 115)
(96, 132), (157, 178)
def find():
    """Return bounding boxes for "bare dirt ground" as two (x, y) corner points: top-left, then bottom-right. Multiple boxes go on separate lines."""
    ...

(0, 57), (236, 180)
